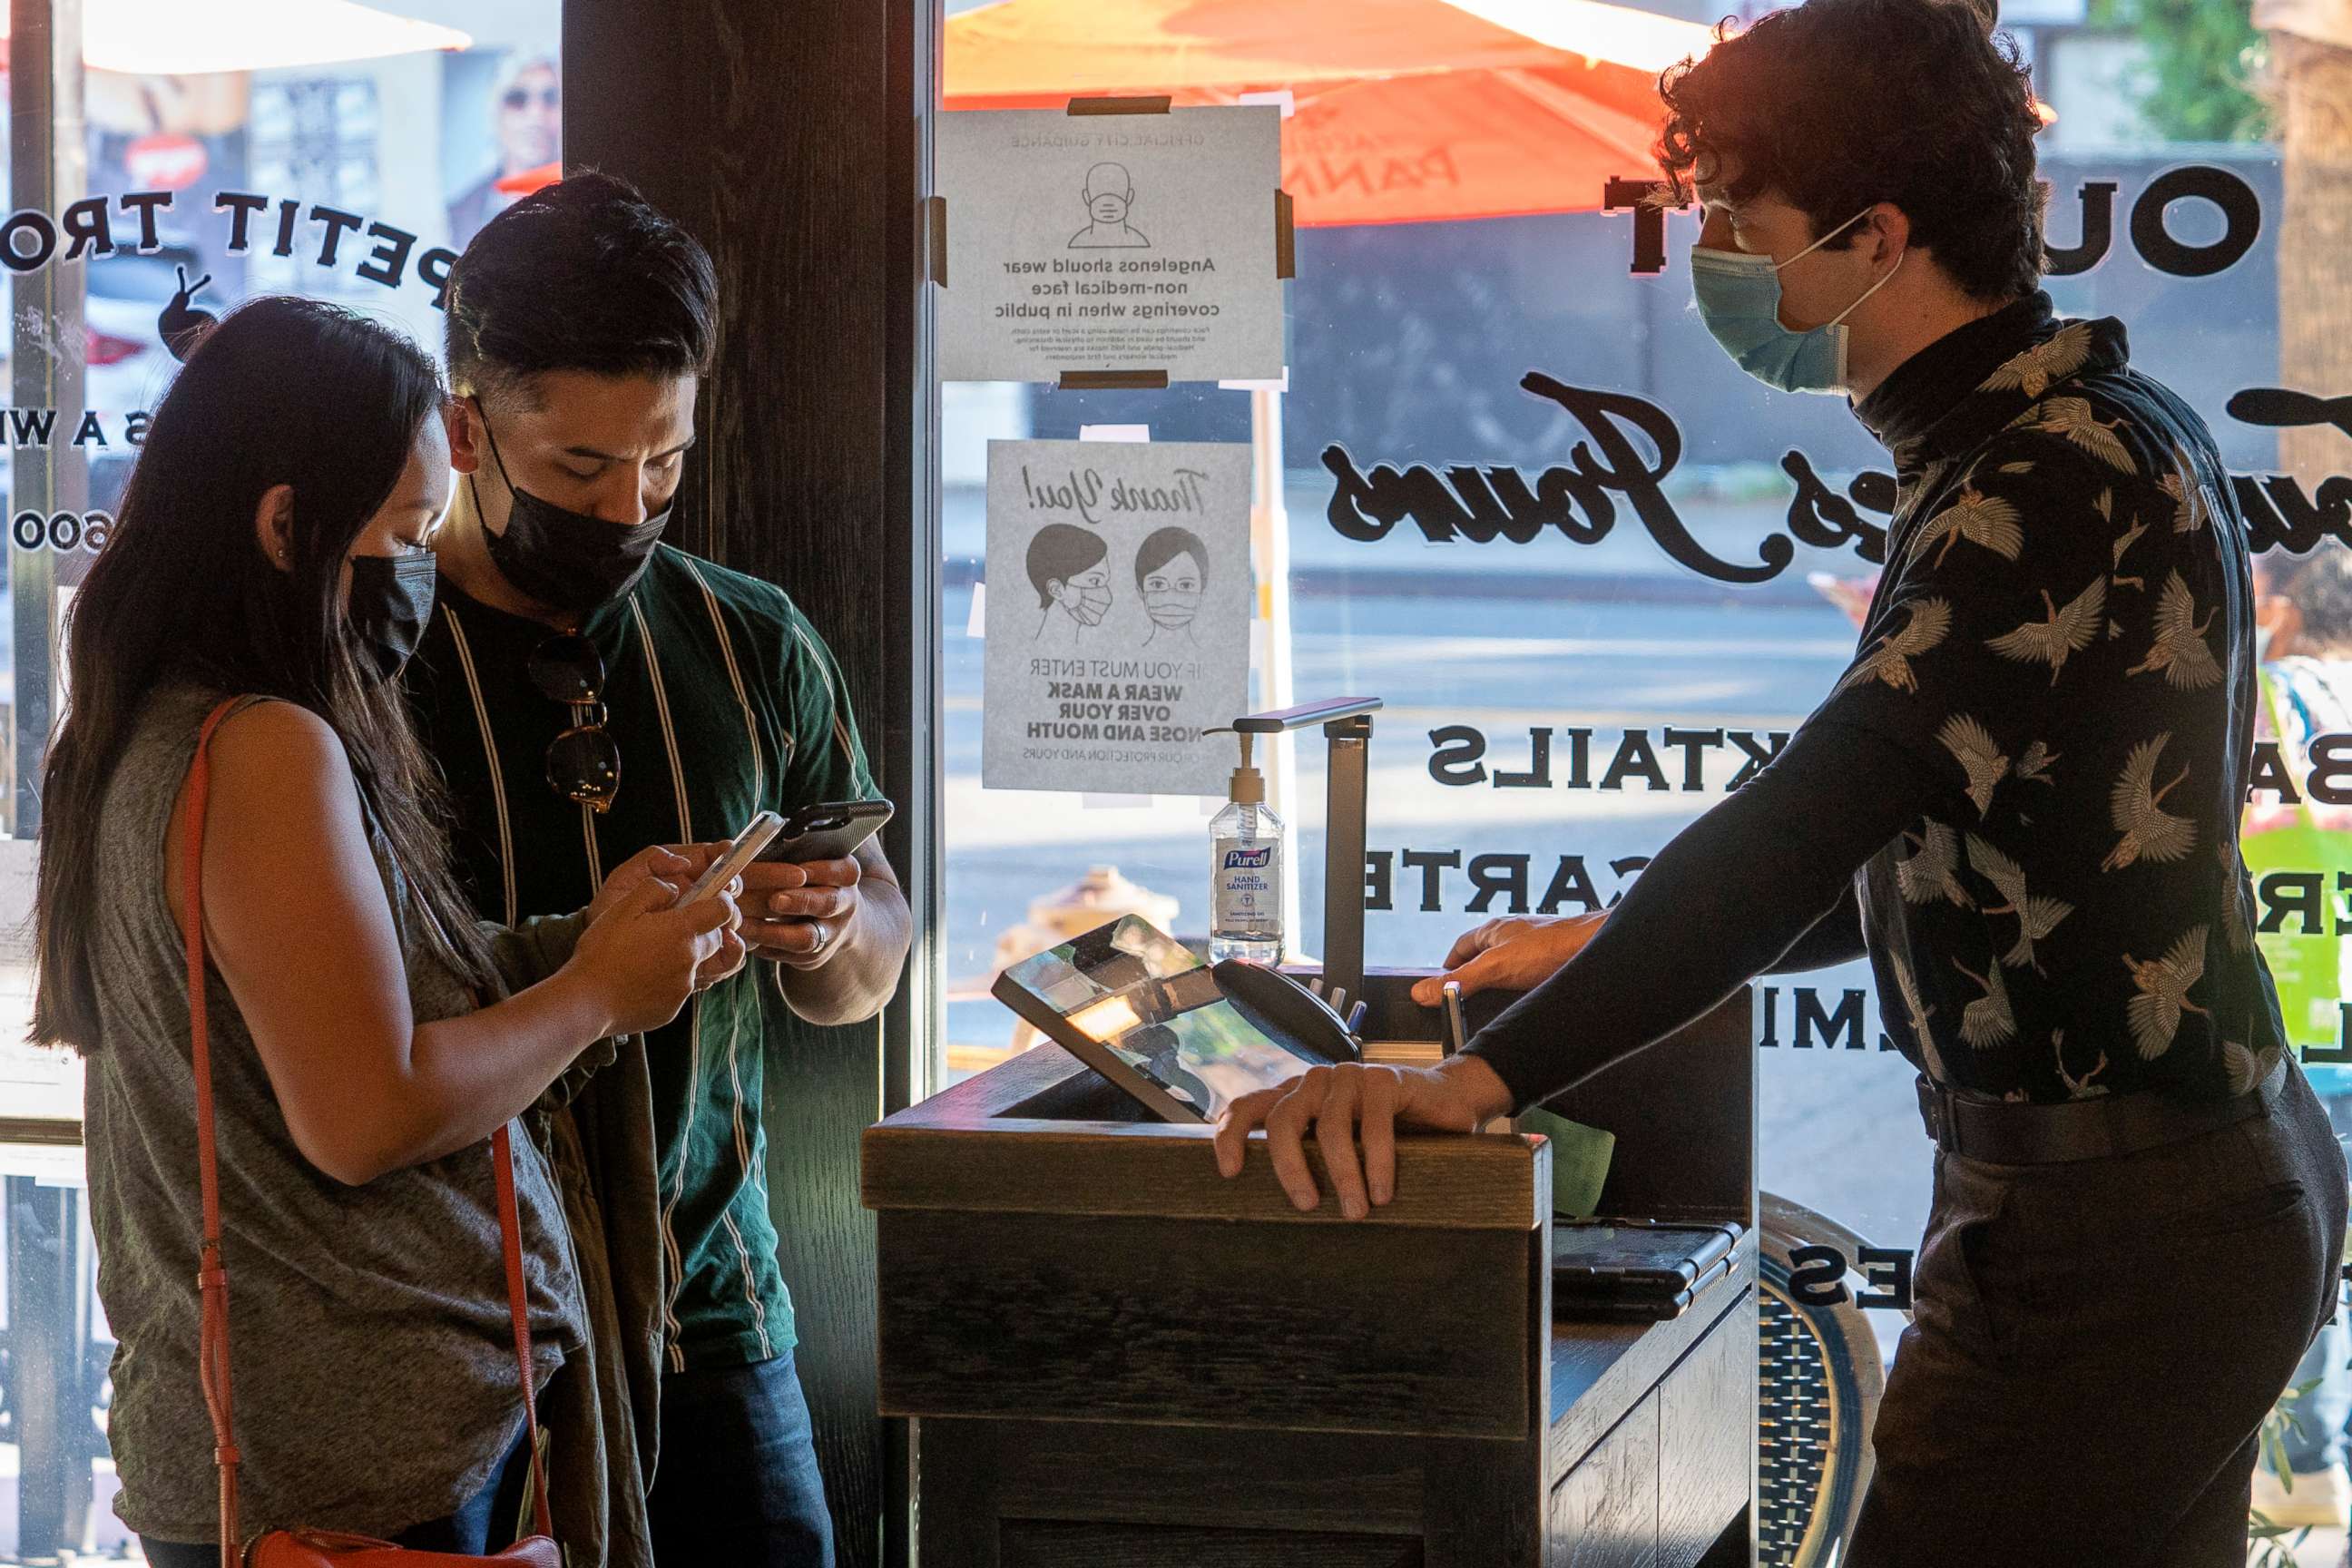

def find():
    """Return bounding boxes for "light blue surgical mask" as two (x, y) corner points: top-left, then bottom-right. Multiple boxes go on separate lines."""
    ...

(1690, 209), (1903, 396)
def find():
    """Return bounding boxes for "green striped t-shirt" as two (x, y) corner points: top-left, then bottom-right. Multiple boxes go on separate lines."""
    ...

(407, 544), (874, 1371)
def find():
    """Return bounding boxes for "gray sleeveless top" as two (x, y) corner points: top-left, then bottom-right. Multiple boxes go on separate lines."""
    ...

(82, 685), (590, 1544)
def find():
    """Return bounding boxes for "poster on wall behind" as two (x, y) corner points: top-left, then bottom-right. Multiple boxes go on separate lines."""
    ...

(984, 438), (1250, 795)
(938, 105), (1284, 384)
(443, 48), (563, 250)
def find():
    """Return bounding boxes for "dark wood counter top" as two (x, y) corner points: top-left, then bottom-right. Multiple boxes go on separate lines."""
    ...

(864, 987), (1758, 1565)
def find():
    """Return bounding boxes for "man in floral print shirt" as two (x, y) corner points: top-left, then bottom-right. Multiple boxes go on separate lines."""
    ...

(1212, 0), (2347, 1559)
(1835, 310), (2278, 1104)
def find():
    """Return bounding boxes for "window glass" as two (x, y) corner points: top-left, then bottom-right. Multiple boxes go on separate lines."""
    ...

(936, 0), (2341, 1553)
(0, 7), (559, 1559)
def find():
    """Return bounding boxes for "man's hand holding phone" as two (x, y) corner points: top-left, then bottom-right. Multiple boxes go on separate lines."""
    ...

(737, 799), (892, 970)
(742, 856), (863, 969)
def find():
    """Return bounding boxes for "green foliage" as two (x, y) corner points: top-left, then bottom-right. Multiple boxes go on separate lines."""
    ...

(2248, 1510), (2312, 1568)
(2249, 1376), (2322, 1568)
(2089, 0), (2271, 142)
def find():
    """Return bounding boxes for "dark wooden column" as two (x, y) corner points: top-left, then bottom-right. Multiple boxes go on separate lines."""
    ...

(564, 3), (939, 1564)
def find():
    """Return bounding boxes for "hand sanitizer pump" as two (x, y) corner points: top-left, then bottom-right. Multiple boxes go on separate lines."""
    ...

(1209, 730), (1285, 964)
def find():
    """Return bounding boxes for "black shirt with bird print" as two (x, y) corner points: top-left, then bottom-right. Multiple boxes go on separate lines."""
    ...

(1466, 292), (2283, 1110)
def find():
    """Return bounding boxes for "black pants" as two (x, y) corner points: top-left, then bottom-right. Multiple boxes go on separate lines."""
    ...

(1849, 1061), (2348, 1566)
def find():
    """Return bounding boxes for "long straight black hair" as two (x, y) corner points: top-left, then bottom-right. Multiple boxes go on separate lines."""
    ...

(34, 296), (498, 1051)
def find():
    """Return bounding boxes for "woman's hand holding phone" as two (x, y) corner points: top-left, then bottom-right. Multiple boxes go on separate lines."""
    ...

(564, 863), (744, 1038)
(587, 842), (749, 993)
(589, 844), (700, 923)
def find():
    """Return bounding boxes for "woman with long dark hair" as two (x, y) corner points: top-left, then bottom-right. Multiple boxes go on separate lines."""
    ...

(33, 296), (743, 1561)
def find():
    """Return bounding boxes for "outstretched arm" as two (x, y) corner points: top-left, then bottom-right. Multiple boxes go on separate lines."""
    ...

(1461, 719), (1925, 1109)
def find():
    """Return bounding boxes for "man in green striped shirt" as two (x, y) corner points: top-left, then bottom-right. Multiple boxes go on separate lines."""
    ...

(407, 172), (909, 1567)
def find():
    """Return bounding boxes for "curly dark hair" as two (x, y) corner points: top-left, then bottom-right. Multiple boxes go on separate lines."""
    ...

(1656, 0), (2046, 302)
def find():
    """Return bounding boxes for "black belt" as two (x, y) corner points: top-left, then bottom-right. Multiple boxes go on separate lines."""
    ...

(1915, 1057), (2288, 1165)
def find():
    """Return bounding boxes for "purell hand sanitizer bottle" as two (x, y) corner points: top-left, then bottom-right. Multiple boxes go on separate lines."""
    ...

(1210, 731), (1284, 964)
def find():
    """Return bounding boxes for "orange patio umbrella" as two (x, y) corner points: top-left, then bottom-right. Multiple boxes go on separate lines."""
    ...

(946, 0), (1717, 227)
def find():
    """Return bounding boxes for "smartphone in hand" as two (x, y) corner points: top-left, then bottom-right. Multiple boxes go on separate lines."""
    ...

(682, 811), (787, 905)
(757, 799), (893, 867)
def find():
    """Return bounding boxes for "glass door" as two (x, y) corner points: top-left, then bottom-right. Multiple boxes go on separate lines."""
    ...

(0, 5), (560, 1557)
(928, 0), (2347, 1560)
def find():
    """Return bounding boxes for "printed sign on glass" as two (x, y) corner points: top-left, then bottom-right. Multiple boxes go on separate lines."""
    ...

(938, 105), (1284, 385)
(984, 437), (1251, 795)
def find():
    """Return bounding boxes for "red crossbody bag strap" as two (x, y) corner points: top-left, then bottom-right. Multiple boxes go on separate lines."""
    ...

(493, 1122), (556, 1542)
(183, 701), (240, 1566)
(181, 699), (553, 1565)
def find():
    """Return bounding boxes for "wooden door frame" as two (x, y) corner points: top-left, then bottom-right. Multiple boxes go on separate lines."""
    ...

(563, 0), (940, 1562)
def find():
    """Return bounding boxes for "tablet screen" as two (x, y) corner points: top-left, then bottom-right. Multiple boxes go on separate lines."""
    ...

(997, 916), (1326, 1121)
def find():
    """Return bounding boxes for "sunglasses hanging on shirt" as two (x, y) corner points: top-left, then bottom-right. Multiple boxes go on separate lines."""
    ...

(528, 632), (622, 812)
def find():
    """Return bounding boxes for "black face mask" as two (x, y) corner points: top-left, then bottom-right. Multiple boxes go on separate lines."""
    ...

(475, 406), (671, 615)
(348, 550), (438, 681)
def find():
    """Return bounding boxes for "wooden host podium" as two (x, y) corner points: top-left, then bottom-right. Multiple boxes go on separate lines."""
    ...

(863, 977), (1758, 1566)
